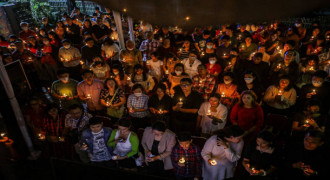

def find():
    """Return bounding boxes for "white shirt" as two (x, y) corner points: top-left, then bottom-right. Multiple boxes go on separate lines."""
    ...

(59, 46), (81, 67)
(91, 129), (111, 162)
(101, 44), (120, 59)
(147, 59), (163, 80)
(198, 102), (228, 135)
(182, 58), (202, 78)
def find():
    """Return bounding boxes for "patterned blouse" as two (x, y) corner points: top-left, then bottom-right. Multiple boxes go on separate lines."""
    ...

(100, 88), (125, 105)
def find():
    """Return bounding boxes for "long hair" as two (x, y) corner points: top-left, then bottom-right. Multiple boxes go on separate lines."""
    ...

(111, 64), (125, 81)
(171, 63), (188, 76)
(132, 64), (147, 83)
(238, 90), (258, 108)
(275, 75), (293, 91)
(104, 78), (119, 91)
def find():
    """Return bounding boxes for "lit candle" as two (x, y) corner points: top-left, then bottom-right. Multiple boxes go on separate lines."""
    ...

(221, 92), (226, 97)
(112, 155), (118, 160)
(127, 76), (131, 81)
(278, 90), (283, 95)
(207, 109), (211, 116)
(80, 60), (84, 65)
(179, 157), (185, 164)
(312, 89), (316, 94)
(159, 37), (163, 42)
(51, 29), (55, 32)
(210, 159), (217, 166)
(35, 27), (39, 31)
(111, 36), (114, 40)
(223, 53), (226, 57)
(0, 133), (6, 137)
(311, 36), (314, 40)
(63, 93), (67, 97)
(277, 63), (282, 69)
(87, 94), (91, 99)
(165, 69), (169, 74)
(251, 167), (257, 173)
(201, 52), (205, 56)
(66, 27), (69, 31)
(47, 87), (50, 92)
(106, 101), (110, 106)
(58, 137), (64, 142)
(159, 109), (163, 114)
(179, 48), (183, 52)
(305, 119), (310, 124)
(309, 66), (315, 71)
(178, 98), (183, 105)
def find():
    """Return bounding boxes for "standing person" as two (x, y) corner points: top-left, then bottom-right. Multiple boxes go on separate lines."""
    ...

(107, 118), (139, 170)
(196, 94), (228, 137)
(58, 39), (82, 81)
(168, 63), (190, 95)
(148, 84), (173, 126)
(64, 17), (81, 45)
(230, 90), (264, 144)
(201, 126), (244, 180)
(172, 78), (203, 133)
(127, 84), (149, 130)
(77, 70), (104, 116)
(171, 132), (202, 180)
(128, 64), (155, 94)
(64, 104), (92, 163)
(216, 72), (240, 109)
(191, 64), (216, 101)
(101, 37), (120, 65)
(19, 22), (37, 42)
(146, 52), (164, 81)
(24, 97), (46, 137)
(100, 78), (126, 121)
(90, 56), (110, 81)
(111, 64), (129, 90)
(51, 68), (79, 111)
(81, 37), (101, 65)
(182, 51), (202, 78)
(139, 31), (160, 60)
(80, 117), (114, 166)
(142, 121), (176, 174)
(120, 40), (142, 74)
(41, 36), (59, 81)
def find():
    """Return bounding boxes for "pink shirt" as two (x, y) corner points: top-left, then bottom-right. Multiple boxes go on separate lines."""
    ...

(77, 79), (104, 111)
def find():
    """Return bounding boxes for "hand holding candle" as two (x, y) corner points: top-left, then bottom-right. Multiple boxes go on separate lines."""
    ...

(209, 159), (217, 166)
(178, 157), (185, 166)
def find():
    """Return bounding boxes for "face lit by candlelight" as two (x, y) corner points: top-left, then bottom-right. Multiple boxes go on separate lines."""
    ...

(83, 72), (94, 85)
(156, 88), (165, 98)
(106, 79), (116, 89)
(209, 97), (220, 107)
(179, 140), (192, 150)
(242, 94), (254, 106)
(90, 123), (103, 133)
(69, 107), (83, 119)
(58, 73), (70, 83)
(279, 79), (290, 89)
(304, 133), (324, 151)
(135, 68), (143, 75)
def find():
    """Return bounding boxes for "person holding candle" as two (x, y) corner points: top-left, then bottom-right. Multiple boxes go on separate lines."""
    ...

(107, 118), (139, 170)
(48, 31), (61, 48)
(139, 31), (160, 60)
(81, 19), (93, 37)
(168, 63), (190, 95)
(163, 53), (181, 75)
(199, 41), (216, 65)
(101, 37), (120, 64)
(230, 90), (264, 144)
(191, 64), (216, 101)
(270, 50), (300, 85)
(156, 38), (177, 60)
(110, 64), (129, 90)
(90, 56), (110, 81)
(40, 36), (59, 82)
(284, 130), (327, 180)
(194, 30), (212, 54)
(246, 52), (270, 84)
(182, 51), (202, 78)
(77, 69), (104, 116)
(51, 68), (79, 111)
(238, 36), (258, 60)
(100, 78), (126, 121)
(178, 40), (192, 60)
(263, 75), (297, 116)
(119, 40), (142, 74)
(146, 52), (164, 81)
(58, 39), (82, 81)
(297, 70), (330, 115)
(241, 130), (280, 177)
(216, 35), (232, 64)
(64, 104), (92, 163)
(171, 132), (202, 180)
(19, 22), (37, 42)
(55, 21), (65, 40)
(64, 17), (81, 45)
(128, 64), (155, 93)
(127, 84), (149, 130)
(201, 126), (244, 180)
(41, 104), (68, 158)
(205, 55), (221, 78)
(172, 78), (203, 133)
(291, 100), (327, 140)
(80, 116), (114, 166)
(81, 37), (101, 65)
(142, 121), (176, 174)
(148, 84), (172, 126)
(91, 17), (110, 44)
(216, 72), (240, 108)
(24, 97), (46, 138)
(196, 93), (228, 137)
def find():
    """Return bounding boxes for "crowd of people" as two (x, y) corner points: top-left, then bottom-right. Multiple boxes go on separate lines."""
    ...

(0, 6), (330, 180)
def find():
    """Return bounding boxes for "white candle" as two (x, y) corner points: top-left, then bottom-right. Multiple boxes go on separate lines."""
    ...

(179, 157), (185, 163)
(210, 159), (217, 166)
(221, 92), (226, 97)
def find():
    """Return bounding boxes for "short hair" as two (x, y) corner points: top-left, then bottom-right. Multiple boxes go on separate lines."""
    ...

(180, 78), (192, 84)
(197, 64), (207, 70)
(306, 130), (325, 142)
(224, 125), (244, 138)
(57, 68), (69, 76)
(85, 37), (94, 43)
(257, 130), (274, 145)
(62, 39), (71, 44)
(89, 117), (103, 126)
(239, 90), (258, 107)
(313, 70), (328, 79)
(134, 64), (143, 71)
(203, 30), (210, 35)
(151, 121), (166, 132)
(45, 103), (58, 112)
(223, 71), (235, 79)
(132, 83), (145, 92)
(286, 40), (296, 48)
(156, 83), (167, 92)
(254, 52), (263, 59)
(20, 22), (28, 27)
(104, 78), (118, 90)
(118, 118), (132, 128)
(210, 93), (221, 100)
(82, 69), (93, 76)
(178, 131), (192, 142)
(220, 35), (230, 41)
(68, 104), (83, 111)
